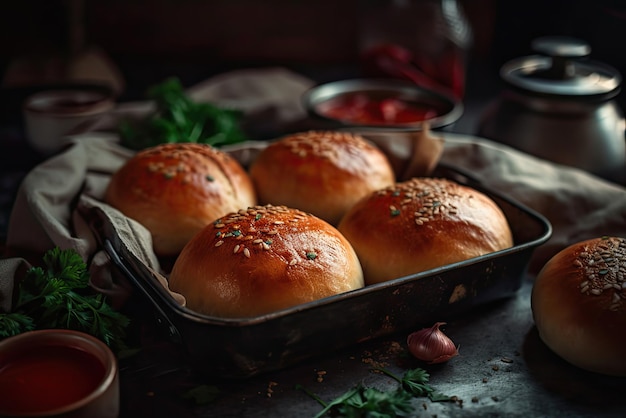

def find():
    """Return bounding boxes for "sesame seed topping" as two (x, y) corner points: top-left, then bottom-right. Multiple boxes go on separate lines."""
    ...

(577, 237), (626, 309)
(208, 204), (314, 263)
(377, 178), (465, 227)
(277, 130), (374, 163)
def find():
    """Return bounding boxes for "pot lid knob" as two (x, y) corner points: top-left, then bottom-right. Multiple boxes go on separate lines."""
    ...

(500, 36), (621, 98)
(531, 36), (590, 80)
(531, 36), (590, 59)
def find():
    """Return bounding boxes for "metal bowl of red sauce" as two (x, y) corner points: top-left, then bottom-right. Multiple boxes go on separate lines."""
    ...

(302, 78), (463, 131)
(0, 330), (119, 418)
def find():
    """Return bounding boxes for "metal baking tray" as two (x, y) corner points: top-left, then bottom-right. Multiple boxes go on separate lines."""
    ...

(99, 163), (551, 379)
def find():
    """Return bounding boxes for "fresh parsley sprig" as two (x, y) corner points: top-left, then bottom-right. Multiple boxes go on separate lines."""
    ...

(0, 247), (130, 352)
(298, 367), (453, 418)
(182, 384), (221, 405)
(119, 77), (248, 150)
(0, 313), (35, 337)
(300, 384), (414, 418)
(378, 367), (452, 402)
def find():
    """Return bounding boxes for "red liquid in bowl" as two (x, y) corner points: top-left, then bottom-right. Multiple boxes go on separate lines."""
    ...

(0, 344), (106, 415)
(316, 92), (439, 126)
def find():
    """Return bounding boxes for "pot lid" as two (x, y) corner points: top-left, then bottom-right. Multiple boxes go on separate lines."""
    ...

(500, 36), (622, 99)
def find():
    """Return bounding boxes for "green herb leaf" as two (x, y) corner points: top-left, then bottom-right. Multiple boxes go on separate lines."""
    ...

(303, 384), (413, 418)
(182, 384), (220, 405)
(400, 368), (433, 397)
(342, 387), (413, 417)
(299, 366), (455, 417)
(428, 390), (453, 402)
(0, 312), (35, 338)
(4, 247), (130, 352)
(119, 77), (248, 150)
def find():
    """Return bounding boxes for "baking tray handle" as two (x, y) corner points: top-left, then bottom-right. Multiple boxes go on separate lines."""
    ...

(103, 238), (183, 345)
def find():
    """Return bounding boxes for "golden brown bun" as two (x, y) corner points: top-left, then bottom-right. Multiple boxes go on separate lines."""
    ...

(337, 177), (514, 285)
(168, 204), (365, 318)
(104, 143), (256, 257)
(249, 130), (395, 225)
(531, 236), (626, 376)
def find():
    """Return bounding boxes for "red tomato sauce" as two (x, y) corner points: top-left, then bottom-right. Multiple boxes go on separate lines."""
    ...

(0, 344), (106, 415)
(316, 92), (439, 125)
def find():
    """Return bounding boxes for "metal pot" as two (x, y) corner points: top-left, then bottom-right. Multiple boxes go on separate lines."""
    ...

(477, 36), (626, 184)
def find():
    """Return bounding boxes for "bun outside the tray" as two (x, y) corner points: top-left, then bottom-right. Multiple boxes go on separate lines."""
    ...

(337, 177), (514, 285)
(249, 130), (396, 225)
(104, 142), (256, 257)
(168, 204), (365, 318)
(531, 236), (626, 376)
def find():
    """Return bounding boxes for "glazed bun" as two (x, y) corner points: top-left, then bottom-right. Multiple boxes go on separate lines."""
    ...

(249, 130), (395, 225)
(337, 177), (514, 285)
(168, 204), (365, 318)
(531, 236), (626, 376)
(104, 143), (256, 257)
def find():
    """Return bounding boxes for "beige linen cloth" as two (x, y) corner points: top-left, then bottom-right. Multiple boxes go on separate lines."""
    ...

(2, 67), (626, 313)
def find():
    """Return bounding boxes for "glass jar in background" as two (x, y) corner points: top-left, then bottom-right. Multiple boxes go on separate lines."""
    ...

(359, 0), (472, 100)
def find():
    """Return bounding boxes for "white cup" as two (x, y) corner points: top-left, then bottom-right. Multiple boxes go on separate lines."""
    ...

(23, 88), (115, 155)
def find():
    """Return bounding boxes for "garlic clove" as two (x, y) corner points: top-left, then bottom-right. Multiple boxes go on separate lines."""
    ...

(407, 322), (459, 364)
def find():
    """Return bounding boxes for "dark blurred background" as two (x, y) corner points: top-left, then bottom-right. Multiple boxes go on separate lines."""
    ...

(3, 0), (626, 167)
(1, 0), (626, 101)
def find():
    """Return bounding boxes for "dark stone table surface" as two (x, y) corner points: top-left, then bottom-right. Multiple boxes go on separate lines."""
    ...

(115, 277), (626, 418)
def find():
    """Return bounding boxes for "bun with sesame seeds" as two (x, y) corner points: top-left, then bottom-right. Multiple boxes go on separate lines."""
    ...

(531, 236), (626, 376)
(167, 204), (365, 318)
(337, 177), (514, 285)
(104, 143), (256, 258)
(249, 130), (396, 226)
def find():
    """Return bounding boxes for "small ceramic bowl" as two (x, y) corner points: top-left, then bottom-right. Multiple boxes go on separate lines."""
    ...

(22, 85), (115, 155)
(301, 78), (463, 131)
(0, 329), (119, 418)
